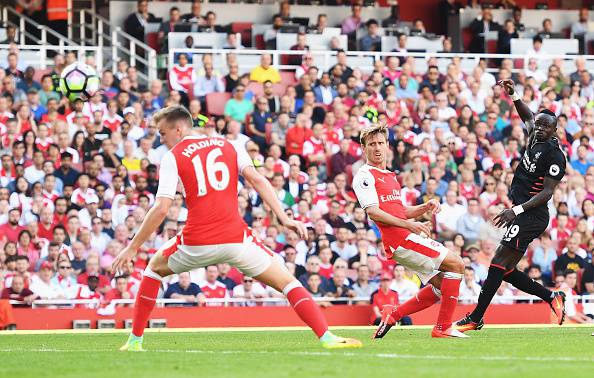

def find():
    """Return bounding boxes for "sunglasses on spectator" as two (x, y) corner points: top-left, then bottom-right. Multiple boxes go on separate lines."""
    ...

(486, 182), (495, 186)
(253, 216), (264, 220)
(59, 265), (72, 270)
(243, 279), (253, 283)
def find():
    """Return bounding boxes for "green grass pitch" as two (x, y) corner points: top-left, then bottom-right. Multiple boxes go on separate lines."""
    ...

(1, 326), (593, 378)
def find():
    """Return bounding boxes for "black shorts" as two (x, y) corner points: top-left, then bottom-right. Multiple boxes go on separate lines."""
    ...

(500, 210), (549, 253)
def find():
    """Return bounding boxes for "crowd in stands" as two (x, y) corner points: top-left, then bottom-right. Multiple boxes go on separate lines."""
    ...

(0, 0), (594, 326)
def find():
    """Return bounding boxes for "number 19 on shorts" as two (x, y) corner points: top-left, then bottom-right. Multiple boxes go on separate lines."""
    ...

(503, 224), (520, 242)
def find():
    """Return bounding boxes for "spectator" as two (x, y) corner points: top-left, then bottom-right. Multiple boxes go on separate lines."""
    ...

(464, 244), (488, 283)
(288, 33), (309, 66)
(341, 3), (363, 36)
(164, 272), (205, 307)
(0, 25), (17, 44)
(456, 198), (485, 243)
(104, 275), (134, 306)
(389, 264), (419, 303)
(299, 255), (329, 290)
(216, 263), (238, 290)
(200, 265), (229, 307)
(359, 19), (381, 52)
(571, 8), (589, 53)
(491, 282), (514, 305)
(193, 62), (224, 103)
(468, 8), (500, 53)
(169, 53), (195, 97)
(1, 274), (37, 307)
(285, 113), (313, 157)
(512, 6), (525, 31)
(224, 85), (254, 124)
(370, 272), (399, 326)
(232, 277), (267, 307)
(352, 264), (378, 300)
(264, 14), (284, 50)
(29, 261), (63, 299)
(554, 236), (586, 274)
(496, 19), (518, 55)
(326, 269), (355, 304)
(223, 32), (244, 50)
(435, 190), (466, 239)
(250, 54), (280, 84)
(203, 11), (226, 33)
(77, 256), (110, 294)
(561, 269), (593, 324)
(157, 7), (181, 53)
(123, 0), (157, 42)
(459, 267), (481, 304)
(313, 73), (337, 106)
(181, 0), (204, 25)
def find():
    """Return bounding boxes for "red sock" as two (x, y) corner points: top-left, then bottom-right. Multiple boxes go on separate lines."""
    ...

(435, 272), (462, 331)
(284, 282), (328, 338)
(394, 285), (440, 320)
(132, 274), (161, 337)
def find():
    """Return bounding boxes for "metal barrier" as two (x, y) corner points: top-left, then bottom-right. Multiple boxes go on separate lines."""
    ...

(0, 44), (102, 71)
(168, 48), (594, 76)
(77, 10), (158, 85)
(9, 294), (594, 308)
(0, 6), (77, 49)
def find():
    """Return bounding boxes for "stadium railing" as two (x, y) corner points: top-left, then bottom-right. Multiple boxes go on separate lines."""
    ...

(77, 9), (158, 84)
(0, 44), (102, 71)
(0, 6), (77, 49)
(9, 294), (594, 308)
(168, 48), (594, 77)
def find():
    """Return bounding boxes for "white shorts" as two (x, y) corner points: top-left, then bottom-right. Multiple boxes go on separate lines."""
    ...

(388, 233), (449, 285)
(162, 230), (276, 278)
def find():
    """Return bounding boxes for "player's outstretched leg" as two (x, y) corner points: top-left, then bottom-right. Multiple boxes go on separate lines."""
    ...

(120, 250), (174, 351)
(503, 268), (566, 325)
(456, 245), (519, 332)
(373, 284), (440, 339)
(255, 259), (362, 349)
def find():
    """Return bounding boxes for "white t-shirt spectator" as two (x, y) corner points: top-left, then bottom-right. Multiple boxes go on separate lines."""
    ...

(389, 279), (419, 303)
(24, 165), (45, 184)
(459, 279), (481, 304)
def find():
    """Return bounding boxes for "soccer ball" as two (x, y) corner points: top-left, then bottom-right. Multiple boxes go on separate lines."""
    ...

(59, 62), (100, 103)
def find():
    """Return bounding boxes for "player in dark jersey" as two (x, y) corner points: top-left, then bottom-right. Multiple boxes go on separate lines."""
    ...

(456, 79), (567, 332)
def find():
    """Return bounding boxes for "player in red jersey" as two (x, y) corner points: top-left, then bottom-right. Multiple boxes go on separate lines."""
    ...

(113, 106), (361, 351)
(352, 124), (467, 339)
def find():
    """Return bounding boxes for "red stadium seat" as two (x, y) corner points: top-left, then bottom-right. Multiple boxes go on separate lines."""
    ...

(146, 32), (160, 51)
(33, 68), (52, 83)
(272, 83), (286, 97)
(486, 40), (497, 54)
(247, 81), (264, 97)
(206, 92), (231, 117)
(255, 34), (265, 50)
(231, 22), (253, 48)
(462, 27), (473, 52)
(279, 71), (297, 86)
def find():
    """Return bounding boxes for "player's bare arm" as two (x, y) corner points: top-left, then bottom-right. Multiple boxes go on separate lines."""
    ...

(493, 177), (560, 228)
(404, 199), (441, 219)
(365, 205), (431, 236)
(498, 79), (535, 135)
(242, 165), (307, 239)
(112, 197), (173, 272)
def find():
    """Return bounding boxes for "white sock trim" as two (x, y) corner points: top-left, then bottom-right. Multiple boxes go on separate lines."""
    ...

(282, 280), (303, 296)
(431, 285), (442, 297)
(443, 272), (463, 280)
(143, 267), (164, 282)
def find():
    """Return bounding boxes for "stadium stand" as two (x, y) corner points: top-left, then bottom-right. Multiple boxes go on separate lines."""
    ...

(1, 0), (594, 329)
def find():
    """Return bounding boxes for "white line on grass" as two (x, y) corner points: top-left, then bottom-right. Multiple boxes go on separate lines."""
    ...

(0, 348), (592, 363)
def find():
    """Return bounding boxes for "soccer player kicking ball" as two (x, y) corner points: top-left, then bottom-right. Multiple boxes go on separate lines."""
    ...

(456, 79), (567, 332)
(113, 106), (362, 351)
(353, 125), (467, 339)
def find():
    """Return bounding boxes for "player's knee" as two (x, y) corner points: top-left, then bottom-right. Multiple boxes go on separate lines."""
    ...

(442, 252), (464, 274)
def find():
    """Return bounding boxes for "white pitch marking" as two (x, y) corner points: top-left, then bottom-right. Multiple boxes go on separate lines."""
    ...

(0, 348), (592, 363)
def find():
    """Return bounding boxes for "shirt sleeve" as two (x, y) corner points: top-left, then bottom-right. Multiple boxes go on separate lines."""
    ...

(545, 148), (567, 181)
(352, 170), (379, 209)
(156, 151), (179, 199)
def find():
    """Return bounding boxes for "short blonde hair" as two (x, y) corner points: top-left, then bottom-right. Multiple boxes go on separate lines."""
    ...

(360, 124), (389, 146)
(152, 105), (192, 128)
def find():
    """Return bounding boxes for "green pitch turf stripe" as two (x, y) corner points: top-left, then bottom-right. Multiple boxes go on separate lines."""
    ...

(1, 323), (592, 336)
(0, 348), (593, 362)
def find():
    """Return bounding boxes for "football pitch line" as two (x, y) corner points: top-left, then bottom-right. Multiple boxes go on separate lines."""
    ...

(0, 347), (593, 363)
(0, 323), (593, 336)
